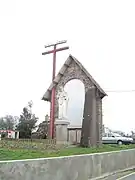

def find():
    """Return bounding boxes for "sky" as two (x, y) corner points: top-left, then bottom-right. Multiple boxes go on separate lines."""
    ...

(0, 0), (135, 133)
(64, 80), (85, 127)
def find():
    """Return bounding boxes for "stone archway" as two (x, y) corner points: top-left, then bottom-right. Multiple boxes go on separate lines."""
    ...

(54, 58), (95, 120)
(64, 79), (85, 126)
(42, 55), (107, 146)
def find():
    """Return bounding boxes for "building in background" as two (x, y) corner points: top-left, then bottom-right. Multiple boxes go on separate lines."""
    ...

(0, 130), (19, 139)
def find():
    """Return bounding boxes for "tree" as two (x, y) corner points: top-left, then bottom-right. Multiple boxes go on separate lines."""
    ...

(0, 117), (6, 130)
(16, 101), (38, 138)
(0, 115), (18, 130)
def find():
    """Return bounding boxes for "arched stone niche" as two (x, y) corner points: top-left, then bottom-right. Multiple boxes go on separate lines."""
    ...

(55, 59), (94, 119)
(42, 55), (107, 146)
(64, 79), (85, 126)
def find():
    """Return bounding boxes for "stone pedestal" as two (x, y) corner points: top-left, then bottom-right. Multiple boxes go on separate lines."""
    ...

(55, 119), (70, 144)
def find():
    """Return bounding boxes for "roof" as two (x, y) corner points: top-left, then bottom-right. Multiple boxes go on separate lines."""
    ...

(42, 54), (107, 101)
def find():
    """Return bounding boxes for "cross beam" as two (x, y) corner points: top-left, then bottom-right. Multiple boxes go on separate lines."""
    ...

(44, 40), (67, 48)
(42, 40), (69, 139)
(42, 47), (69, 55)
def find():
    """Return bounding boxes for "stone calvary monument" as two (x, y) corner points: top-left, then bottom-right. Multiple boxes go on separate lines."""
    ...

(57, 87), (69, 120)
(42, 55), (107, 146)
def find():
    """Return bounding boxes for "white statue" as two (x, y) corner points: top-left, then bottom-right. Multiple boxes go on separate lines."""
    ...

(57, 87), (69, 119)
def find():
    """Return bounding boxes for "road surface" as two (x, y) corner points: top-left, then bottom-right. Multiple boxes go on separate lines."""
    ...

(101, 171), (135, 180)
(118, 172), (135, 180)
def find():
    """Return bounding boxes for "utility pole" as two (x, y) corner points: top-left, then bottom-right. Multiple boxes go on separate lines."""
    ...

(42, 40), (69, 139)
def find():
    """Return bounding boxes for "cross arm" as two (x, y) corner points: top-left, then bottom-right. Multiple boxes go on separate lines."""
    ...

(42, 46), (69, 55)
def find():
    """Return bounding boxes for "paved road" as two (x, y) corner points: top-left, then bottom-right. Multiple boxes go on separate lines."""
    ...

(101, 171), (135, 180)
(118, 172), (135, 180)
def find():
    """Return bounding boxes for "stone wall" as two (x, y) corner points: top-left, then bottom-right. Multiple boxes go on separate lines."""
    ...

(96, 96), (103, 144)
(67, 125), (105, 145)
(55, 60), (94, 119)
(1, 149), (135, 180)
(54, 60), (103, 145)
(68, 128), (81, 144)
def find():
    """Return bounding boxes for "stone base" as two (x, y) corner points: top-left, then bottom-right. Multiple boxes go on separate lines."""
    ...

(55, 119), (70, 143)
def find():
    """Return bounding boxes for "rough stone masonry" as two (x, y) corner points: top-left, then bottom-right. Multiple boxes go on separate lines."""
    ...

(42, 55), (107, 146)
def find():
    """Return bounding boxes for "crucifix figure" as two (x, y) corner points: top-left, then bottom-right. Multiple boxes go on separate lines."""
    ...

(42, 40), (69, 138)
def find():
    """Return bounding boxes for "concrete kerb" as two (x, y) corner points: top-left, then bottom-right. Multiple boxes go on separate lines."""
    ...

(0, 148), (135, 180)
(117, 171), (135, 180)
(91, 167), (135, 180)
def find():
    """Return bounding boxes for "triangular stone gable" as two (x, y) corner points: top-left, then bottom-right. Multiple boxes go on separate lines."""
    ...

(42, 54), (106, 146)
(42, 55), (107, 101)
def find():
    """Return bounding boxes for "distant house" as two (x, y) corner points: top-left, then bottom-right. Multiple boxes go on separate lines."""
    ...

(0, 130), (19, 139)
(112, 130), (125, 136)
(103, 127), (126, 137)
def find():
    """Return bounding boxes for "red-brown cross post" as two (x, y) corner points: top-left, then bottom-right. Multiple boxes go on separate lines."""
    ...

(42, 40), (69, 139)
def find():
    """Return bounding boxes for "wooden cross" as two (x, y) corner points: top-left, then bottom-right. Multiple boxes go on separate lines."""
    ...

(42, 40), (69, 138)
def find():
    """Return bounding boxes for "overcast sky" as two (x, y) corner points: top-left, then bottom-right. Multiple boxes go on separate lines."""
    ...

(0, 0), (135, 133)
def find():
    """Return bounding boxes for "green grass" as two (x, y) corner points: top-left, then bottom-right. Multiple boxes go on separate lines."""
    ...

(0, 144), (135, 161)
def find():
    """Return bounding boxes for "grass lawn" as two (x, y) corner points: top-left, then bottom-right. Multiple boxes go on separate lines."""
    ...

(0, 144), (135, 161)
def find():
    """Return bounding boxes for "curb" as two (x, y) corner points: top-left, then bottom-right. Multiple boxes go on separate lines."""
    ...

(91, 167), (135, 180)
